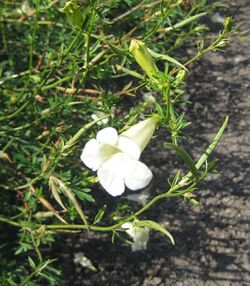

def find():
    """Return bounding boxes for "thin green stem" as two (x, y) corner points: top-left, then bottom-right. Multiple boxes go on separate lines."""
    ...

(30, 230), (43, 264)
(81, 10), (96, 85)
(29, 0), (40, 75)
(0, 101), (29, 121)
(0, 216), (24, 227)
(170, 31), (227, 76)
(41, 76), (71, 91)
(36, 27), (83, 93)
(0, 27), (84, 122)
(19, 259), (56, 286)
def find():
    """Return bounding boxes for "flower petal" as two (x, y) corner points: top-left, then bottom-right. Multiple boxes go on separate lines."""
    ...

(96, 127), (118, 145)
(124, 159), (153, 190)
(81, 139), (118, 171)
(80, 139), (104, 171)
(118, 136), (141, 160)
(121, 222), (133, 237)
(132, 227), (150, 251)
(97, 153), (127, 196)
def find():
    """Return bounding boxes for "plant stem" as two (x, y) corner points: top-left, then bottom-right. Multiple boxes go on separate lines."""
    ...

(36, 27), (83, 93)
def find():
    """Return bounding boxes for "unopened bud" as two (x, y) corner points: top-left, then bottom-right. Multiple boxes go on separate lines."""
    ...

(61, 0), (83, 28)
(129, 39), (159, 81)
(175, 69), (187, 86)
(224, 16), (233, 32)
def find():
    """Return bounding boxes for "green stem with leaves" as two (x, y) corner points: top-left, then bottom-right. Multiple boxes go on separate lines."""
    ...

(0, 115), (228, 233)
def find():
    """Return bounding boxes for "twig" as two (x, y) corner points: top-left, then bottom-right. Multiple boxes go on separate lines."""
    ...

(112, 1), (145, 23)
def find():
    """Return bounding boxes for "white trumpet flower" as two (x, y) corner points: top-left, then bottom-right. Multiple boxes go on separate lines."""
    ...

(121, 222), (150, 251)
(80, 117), (159, 196)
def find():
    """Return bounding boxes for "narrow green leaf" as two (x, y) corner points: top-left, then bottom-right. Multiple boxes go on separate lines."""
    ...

(155, 102), (164, 117)
(136, 220), (175, 245)
(111, 231), (117, 244)
(93, 205), (106, 225)
(164, 12), (207, 32)
(103, 39), (126, 55)
(115, 64), (145, 79)
(196, 116), (229, 169)
(190, 198), (199, 205)
(61, 186), (88, 227)
(169, 170), (181, 187)
(28, 257), (36, 269)
(148, 49), (188, 71)
(74, 189), (95, 203)
(62, 114), (110, 152)
(178, 117), (229, 187)
(165, 143), (199, 177)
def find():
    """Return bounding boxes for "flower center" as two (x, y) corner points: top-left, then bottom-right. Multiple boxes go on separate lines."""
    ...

(99, 144), (120, 161)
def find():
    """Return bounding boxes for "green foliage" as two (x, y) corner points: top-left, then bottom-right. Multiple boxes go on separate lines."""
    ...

(0, 0), (233, 284)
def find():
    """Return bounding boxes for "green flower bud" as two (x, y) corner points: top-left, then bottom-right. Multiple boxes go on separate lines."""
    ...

(129, 39), (159, 81)
(61, 0), (83, 28)
(224, 16), (233, 32)
(175, 69), (187, 86)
